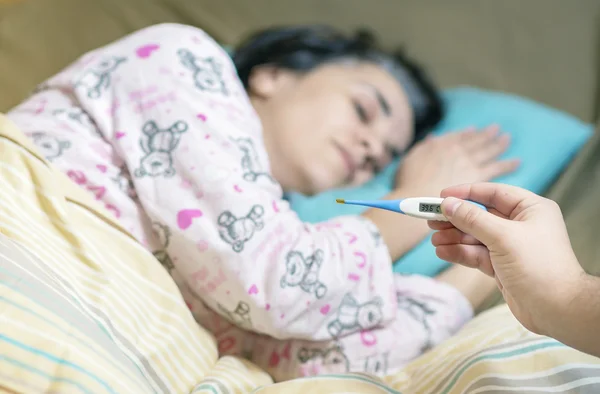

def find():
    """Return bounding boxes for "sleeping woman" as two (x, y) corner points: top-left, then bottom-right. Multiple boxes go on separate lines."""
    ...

(6, 23), (519, 381)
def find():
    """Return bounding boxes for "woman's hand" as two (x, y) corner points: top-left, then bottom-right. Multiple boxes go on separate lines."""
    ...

(368, 125), (519, 261)
(395, 125), (520, 196)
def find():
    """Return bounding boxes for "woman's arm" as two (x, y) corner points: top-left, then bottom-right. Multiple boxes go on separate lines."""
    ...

(57, 23), (399, 341)
(368, 127), (519, 261)
(362, 187), (431, 260)
(124, 132), (399, 342)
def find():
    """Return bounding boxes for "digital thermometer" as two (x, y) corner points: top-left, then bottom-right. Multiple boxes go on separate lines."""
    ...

(335, 197), (487, 221)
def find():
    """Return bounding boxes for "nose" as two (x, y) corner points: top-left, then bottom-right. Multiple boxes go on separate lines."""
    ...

(359, 131), (384, 161)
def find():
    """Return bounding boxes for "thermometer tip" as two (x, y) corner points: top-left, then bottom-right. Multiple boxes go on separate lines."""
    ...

(335, 198), (345, 204)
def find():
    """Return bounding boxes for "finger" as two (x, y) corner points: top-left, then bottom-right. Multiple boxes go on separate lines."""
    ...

(487, 207), (509, 220)
(427, 220), (455, 230)
(439, 127), (476, 142)
(495, 275), (504, 291)
(432, 228), (483, 246)
(457, 126), (477, 137)
(435, 244), (495, 277)
(481, 158), (521, 180)
(462, 124), (500, 150)
(471, 133), (511, 164)
(440, 182), (539, 218)
(441, 196), (508, 246)
(428, 208), (509, 232)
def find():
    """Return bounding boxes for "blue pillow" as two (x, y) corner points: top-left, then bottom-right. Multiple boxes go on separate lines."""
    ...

(287, 87), (594, 276)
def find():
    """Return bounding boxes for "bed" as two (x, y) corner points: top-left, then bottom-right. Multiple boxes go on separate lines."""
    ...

(1, 0), (600, 392)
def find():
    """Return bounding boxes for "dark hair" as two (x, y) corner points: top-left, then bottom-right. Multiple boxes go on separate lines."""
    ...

(233, 25), (444, 142)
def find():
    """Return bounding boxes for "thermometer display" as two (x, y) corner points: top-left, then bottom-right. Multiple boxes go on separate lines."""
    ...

(419, 203), (441, 213)
(335, 196), (487, 222)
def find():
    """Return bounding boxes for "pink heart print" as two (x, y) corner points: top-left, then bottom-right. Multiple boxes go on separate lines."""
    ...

(269, 351), (280, 367)
(177, 209), (203, 230)
(347, 273), (360, 282)
(320, 305), (331, 315)
(344, 232), (358, 244)
(136, 44), (160, 59)
(115, 131), (126, 139)
(248, 284), (258, 295)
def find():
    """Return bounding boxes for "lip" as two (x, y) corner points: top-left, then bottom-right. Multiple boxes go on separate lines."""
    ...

(333, 142), (357, 181)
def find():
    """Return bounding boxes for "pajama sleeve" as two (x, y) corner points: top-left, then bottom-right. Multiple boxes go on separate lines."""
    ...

(48, 23), (398, 341)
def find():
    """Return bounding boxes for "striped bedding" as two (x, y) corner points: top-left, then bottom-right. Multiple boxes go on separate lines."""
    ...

(1, 112), (599, 394)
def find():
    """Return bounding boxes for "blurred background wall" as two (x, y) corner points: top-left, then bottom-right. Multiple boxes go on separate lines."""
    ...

(0, 0), (599, 122)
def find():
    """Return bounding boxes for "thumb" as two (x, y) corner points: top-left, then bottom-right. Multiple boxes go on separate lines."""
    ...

(442, 197), (506, 246)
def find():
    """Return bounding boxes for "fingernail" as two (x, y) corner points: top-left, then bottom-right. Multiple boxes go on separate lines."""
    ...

(443, 197), (462, 218)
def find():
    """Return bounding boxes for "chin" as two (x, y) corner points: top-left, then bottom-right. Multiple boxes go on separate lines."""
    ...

(298, 166), (343, 196)
(302, 183), (325, 196)
(309, 178), (344, 195)
(296, 178), (327, 196)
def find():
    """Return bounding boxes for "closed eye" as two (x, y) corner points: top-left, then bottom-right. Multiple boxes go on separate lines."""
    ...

(354, 101), (368, 124)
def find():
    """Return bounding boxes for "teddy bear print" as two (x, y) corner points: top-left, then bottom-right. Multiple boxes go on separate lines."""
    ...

(397, 293), (436, 352)
(32, 82), (50, 95)
(356, 216), (382, 247)
(53, 108), (104, 138)
(74, 56), (127, 99)
(369, 228), (382, 247)
(327, 293), (384, 338)
(151, 222), (175, 273)
(217, 301), (252, 329)
(178, 48), (228, 95)
(363, 352), (389, 375)
(280, 249), (327, 299)
(297, 345), (349, 374)
(30, 132), (71, 161)
(134, 120), (188, 178)
(232, 137), (275, 183)
(111, 165), (137, 199)
(52, 107), (94, 127)
(217, 205), (265, 252)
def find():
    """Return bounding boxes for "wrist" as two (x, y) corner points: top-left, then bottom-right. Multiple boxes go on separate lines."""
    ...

(542, 269), (600, 346)
(390, 184), (438, 199)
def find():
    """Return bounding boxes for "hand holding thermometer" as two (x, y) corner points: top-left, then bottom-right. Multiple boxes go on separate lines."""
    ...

(335, 197), (487, 221)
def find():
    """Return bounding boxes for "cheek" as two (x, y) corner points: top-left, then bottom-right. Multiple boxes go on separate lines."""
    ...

(290, 92), (355, 139)
(392, 126), (415, 155)
(325, 103), (358, 136)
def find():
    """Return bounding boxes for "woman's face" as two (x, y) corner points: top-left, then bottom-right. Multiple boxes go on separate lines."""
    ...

(248, 61), (414, 195)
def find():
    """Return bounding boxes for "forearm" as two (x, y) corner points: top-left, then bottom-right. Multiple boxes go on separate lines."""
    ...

(361, 187), (432, 261)
(546, 273), (600, 357)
